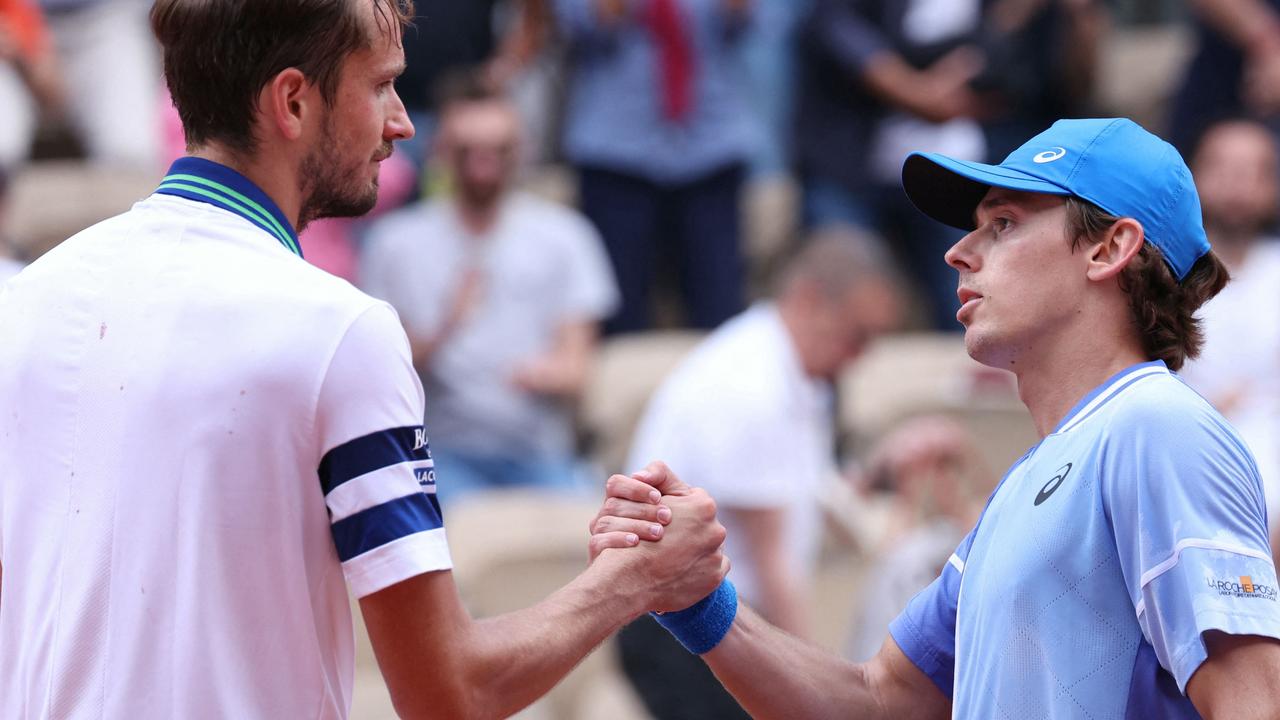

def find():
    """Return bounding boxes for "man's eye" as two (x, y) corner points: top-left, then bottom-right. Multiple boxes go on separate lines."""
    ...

(993, 217), (1011, 234)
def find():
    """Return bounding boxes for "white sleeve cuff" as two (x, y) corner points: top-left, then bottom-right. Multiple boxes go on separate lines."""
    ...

(343, 527), (453, 598)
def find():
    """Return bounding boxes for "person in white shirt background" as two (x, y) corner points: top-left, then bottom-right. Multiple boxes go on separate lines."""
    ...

(618, 230), (902, 719)
(362, 70), (618, 505)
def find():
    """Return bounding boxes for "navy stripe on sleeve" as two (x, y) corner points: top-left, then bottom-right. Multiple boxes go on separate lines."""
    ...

(330, 493), (444, 562)
(319, 426), (432, 495)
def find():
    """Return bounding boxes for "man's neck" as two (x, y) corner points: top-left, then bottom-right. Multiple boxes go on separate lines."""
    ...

(454, 197), (502, 236)
(190, 145), (303, 232)
(1007, 314), (1147, 437)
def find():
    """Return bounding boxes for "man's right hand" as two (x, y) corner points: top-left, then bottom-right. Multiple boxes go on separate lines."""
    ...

(588, 460), (693, 560)
(589, 461), (731, 613)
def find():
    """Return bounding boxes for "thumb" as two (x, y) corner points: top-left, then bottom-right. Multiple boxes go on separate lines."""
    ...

(631, 460), (693, 496)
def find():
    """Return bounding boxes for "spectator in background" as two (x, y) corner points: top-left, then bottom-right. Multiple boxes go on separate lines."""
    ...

(975, 0), (1103, 160)
(793, 0), (1101, 330)
(361, 73), (618, 504)
(1169, 0), (1280, 156)
(554, 0), (759, 334)
(396, 0), (550, 177)
(36, 0), (159, 168)
(794, 0), (986, 330)
(845, 414), (990, 662)
(737, 0), (814, 177)
(1178, 119), (1280, 549)
(0, 0), (62, 170)
(619, 230), (902, 720)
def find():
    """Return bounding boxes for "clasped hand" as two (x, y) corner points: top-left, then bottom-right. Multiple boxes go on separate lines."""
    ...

(588, 461), (730, 614)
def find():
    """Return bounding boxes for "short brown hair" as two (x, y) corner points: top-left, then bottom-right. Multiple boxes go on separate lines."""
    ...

(151, 0), (413, 154)
(1065, 197), (1229, 370)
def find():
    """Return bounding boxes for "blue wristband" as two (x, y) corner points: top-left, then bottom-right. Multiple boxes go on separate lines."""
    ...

(650, 579), (738, 654)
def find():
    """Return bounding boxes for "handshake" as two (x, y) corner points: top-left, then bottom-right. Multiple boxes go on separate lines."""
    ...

(585, 461), (738, 652)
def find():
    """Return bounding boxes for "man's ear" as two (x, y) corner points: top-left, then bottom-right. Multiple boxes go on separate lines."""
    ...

(258, 68), (315, 142)
(1085, 218), (1145, 282)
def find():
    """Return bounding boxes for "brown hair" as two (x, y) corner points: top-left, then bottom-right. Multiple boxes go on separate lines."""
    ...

(1065, 197), (1229, 370)
(151, 0), (414, 154)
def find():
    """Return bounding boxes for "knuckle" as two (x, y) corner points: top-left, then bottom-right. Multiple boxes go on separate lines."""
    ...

(711, 523), (727, 545)
(605, 474), (624, 495)
(603, 497), (622, 515)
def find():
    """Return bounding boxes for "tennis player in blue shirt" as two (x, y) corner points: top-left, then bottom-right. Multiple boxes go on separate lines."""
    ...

(592, 118), (1280, 718)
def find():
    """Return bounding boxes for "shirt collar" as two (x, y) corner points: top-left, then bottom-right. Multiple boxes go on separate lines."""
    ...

(1050, 360), (1169, 435)
(154, 157), (302, 258)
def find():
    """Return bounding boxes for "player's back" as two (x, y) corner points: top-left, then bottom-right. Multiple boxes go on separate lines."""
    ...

(0, 193), (380, 718)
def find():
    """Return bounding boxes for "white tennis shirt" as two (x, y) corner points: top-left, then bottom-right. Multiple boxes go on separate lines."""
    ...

(0, 158), (452, 718)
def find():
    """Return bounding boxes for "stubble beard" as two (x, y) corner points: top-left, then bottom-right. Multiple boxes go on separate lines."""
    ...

(297, 118), (384, 231)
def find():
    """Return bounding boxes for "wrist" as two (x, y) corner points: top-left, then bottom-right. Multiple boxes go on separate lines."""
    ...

(651, 579), (739, 654)
(587, 551), (651, 623)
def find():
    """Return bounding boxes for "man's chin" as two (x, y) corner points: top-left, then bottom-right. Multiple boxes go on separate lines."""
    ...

(301, 184), (379, 228)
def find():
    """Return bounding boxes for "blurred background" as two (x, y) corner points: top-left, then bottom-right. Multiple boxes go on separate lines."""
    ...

(3, 0), (1278, 717)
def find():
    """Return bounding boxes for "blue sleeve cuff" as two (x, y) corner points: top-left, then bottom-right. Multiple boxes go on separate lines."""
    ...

(651, 579), (739, 654)
(889, 611), (954, 697)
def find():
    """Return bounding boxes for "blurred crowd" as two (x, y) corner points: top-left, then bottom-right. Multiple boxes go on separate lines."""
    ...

(3, 0), (1280, 716)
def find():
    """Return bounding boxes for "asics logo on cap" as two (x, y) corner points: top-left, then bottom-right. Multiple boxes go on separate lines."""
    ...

(1033, 147), (1067, 164)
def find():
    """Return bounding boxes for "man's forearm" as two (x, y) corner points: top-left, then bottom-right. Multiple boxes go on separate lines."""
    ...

(705, 604), (875, 720)
(366, 558), (647, 719)
(458, 557), (644, 718)
(1190, 0), (1280, 54)
(704, 604), (949, 720)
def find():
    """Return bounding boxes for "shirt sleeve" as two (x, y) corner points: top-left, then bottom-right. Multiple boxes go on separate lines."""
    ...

(1103, 392), (1280, 692)
(315, 302), (452, 598)
(888, 527), (975, 697)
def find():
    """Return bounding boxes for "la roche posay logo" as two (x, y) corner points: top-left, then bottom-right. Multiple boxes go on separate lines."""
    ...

(1033, 147), (1067, 164)
(1207, 574), (1278, 600)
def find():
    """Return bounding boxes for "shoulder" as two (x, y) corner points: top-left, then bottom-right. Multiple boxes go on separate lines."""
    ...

(656, 307), (793, 413)
(1098, 371), (1262, 498)
(1105, 372), (1238, 442)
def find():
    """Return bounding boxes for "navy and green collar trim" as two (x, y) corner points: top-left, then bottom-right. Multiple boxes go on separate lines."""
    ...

(155, 157), (303, 258)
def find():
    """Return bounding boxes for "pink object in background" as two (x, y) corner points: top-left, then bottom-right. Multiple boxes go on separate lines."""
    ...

(298, 155), (416, 283)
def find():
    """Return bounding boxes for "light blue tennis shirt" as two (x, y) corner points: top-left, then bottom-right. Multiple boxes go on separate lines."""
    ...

(890, 361), (1280, 718)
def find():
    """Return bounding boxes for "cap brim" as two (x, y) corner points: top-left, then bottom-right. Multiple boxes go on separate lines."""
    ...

(902, 153), (1072, 230)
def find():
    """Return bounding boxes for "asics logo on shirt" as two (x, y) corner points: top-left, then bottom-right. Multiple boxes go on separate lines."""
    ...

(1034, 463), (1073, 506)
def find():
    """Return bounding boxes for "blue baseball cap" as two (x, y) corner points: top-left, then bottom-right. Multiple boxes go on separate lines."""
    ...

(901, 118), (1210, 280)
